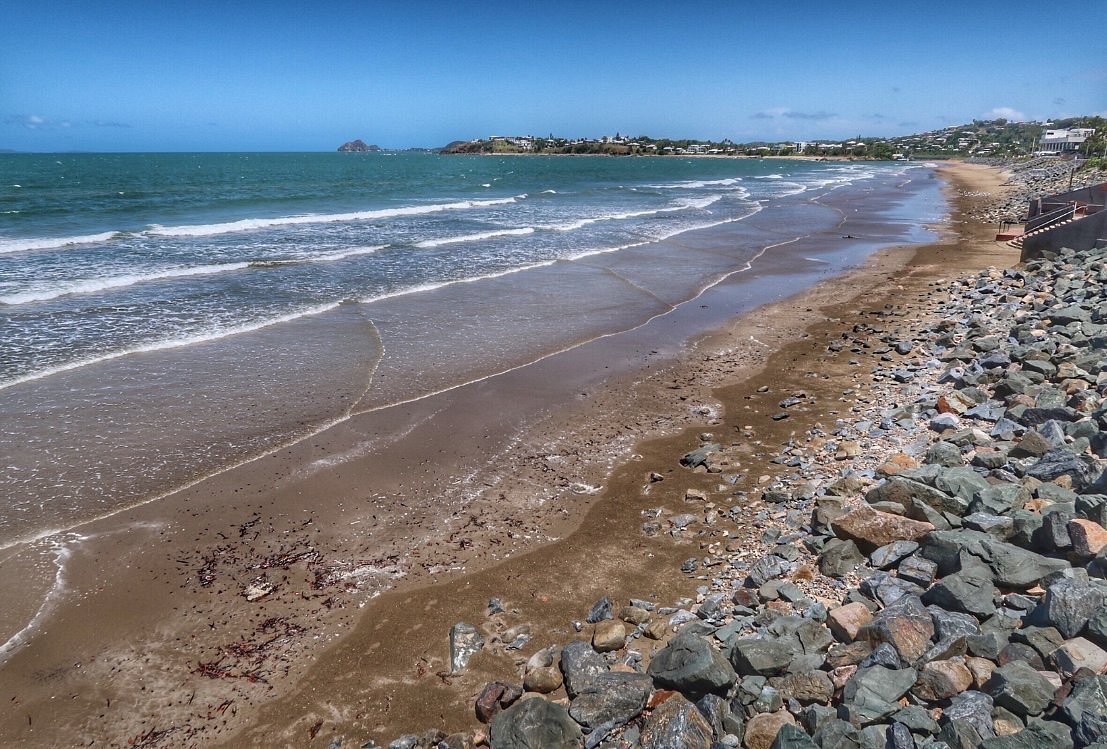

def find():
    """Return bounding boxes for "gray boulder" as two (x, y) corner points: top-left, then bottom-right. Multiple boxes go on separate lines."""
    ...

(1029, 577), (1105, 638)
(560, 641), (607, 699)
(985, 661), (1057, 717)
(568, 671), (652, 730)
(647, 632), (736, 699)
(489, 697), (583, 749)
(771, 724), (818, 749)
(1060, 675), (1107, 749)
(728, 637), (794, 676)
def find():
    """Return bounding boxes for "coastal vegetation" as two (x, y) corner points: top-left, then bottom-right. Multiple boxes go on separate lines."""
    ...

(437, 116), (1104, 162)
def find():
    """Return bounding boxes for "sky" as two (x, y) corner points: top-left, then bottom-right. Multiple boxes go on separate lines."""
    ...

(2, 0), (1105, 152)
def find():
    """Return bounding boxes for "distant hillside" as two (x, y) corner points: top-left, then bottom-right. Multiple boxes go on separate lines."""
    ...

(337, 139), (381, 153)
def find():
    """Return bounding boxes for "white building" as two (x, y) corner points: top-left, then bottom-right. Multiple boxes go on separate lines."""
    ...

(1039, 128), (1095, 153)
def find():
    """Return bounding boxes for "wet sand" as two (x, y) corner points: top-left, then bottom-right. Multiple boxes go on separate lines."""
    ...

(0, 163), (1016, 747)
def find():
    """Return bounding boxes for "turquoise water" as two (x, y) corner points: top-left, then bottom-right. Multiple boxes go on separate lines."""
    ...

(1, 153), (892, 385)
(0, 153), (941, 549)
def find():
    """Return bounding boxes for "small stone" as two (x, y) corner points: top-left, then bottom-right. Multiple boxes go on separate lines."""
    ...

(587, 596), (613, 623)
(827, 603), (873, 643)
(449, 623), (484, 674)
(592, 620), (626, 653)
(475, 681), (523, 723)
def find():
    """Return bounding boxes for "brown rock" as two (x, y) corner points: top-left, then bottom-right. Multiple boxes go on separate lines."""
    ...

(523, 648), (563, 694)
(836, 441), (862, 460)
(913, 659), (973, 701)
(857, 596), (935, 664)
(938, 391), (976, 415)
(879, 453), (919, 476)
(966, 656), (996, 689)
(831, 504), (934, 552)
(1069, 518), (1107, 558)
(475, 681), (523, 723)
(620, 606), (652, 625)
(827, 602), (874, 642)
(643, 620), (668, 640)
(829, 665), (858, 690)
(592, 620), (626, 652)
(743, 710), (797, 749)
(774, 670), (834, 705)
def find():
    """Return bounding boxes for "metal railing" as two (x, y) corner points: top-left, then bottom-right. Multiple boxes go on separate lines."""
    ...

(1025, 202), (1076, 234)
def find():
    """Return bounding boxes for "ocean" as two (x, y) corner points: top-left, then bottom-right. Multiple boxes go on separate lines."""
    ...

(0, 152), (942, 554)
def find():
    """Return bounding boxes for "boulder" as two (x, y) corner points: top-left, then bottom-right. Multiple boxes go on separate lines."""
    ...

(979, 718), (1074, 749)
(646, 632), (736, 699)
(1030, 578), (1105, 638)
(865, 477), (967, 515)
(744, 710), (797, 749)
(770, 724), (817, 749)
(592, 620), (626, 652)
(475, 681), (523, 723)
(913, 659), (974, 701)
(943, 690), (995, 740)
(921, 566), (998, 619)
(1060, 675), (1107, 748)
(827, 602), (873, 643)
(773, 670), (834, 705)
(729, 637), (795, 677)
(856, 595), (934, 664)
(1070, 518), (1107, 558)
(819, 539), (865, 578)
(560, 641), (606, 699)
(636, 692), (713, 749)
(489, 697), (583, 748)
(1049, 637), (1107, 679)
(568, 672), (652, 731)
(986, 661), (1057, 717)
(830, 504), (934, 553)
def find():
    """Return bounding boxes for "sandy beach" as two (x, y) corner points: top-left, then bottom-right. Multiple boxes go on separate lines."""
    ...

(0, 162), (1019, 748)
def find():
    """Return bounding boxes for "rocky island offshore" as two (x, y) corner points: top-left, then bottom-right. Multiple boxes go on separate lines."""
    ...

(337, 139), (382, 152)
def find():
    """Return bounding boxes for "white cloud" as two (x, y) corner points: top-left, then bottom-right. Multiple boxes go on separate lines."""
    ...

(986, 107), (1027, 121)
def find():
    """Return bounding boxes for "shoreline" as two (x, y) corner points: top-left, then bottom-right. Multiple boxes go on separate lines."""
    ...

(223, 162), (1017, 744)
(0, 163), (1016, 747)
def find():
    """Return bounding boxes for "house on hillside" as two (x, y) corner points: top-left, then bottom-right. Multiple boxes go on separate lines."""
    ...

(1039, 128), (1096, 153)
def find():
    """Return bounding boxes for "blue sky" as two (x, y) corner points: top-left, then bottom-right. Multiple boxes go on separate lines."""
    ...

(3, 0), (1105, 151)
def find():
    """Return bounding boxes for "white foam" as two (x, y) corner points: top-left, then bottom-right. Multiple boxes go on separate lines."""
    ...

(0, 534), (83, 665)
(0, 262), (251, 305)
(360, 260), (560, 304)
(0, 301), (343, 392)
(754, 174), (785, 180)
(415, 228), (535, 249)
(144, 197), (521, 237)
(647, 177), (744, 189)
(549, 196), (722, 232)
(0, 231), (121, 255)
